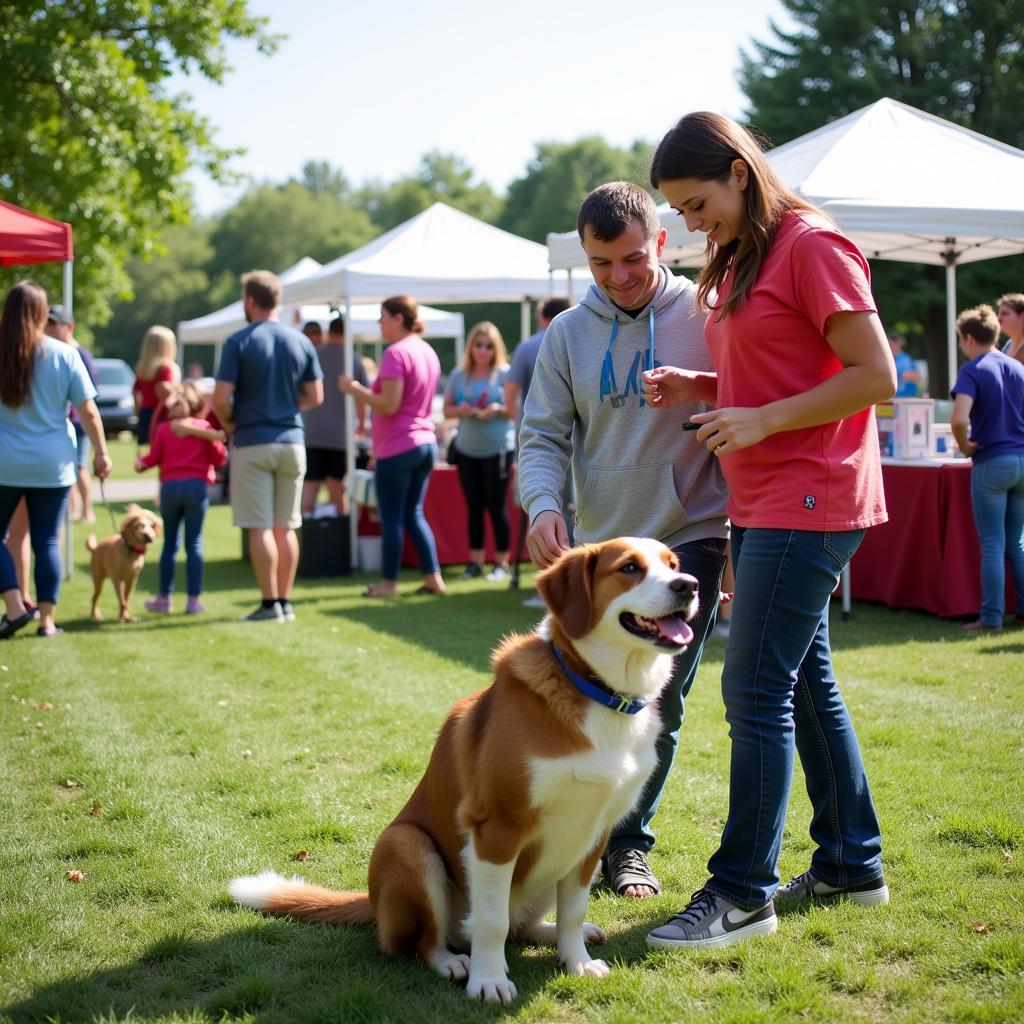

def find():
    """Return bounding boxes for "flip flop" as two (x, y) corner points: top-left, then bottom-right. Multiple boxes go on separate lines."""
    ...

(413, 586), (446, 596)
(0, 611), (33, 640)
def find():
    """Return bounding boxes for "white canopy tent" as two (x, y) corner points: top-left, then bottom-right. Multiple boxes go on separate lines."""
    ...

(178, 257), (465, 372)
(548, 99), (1024, 390)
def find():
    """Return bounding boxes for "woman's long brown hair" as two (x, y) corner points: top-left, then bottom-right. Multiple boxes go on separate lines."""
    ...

(0, 280), (48, 408)
(650, 112), (821, 319)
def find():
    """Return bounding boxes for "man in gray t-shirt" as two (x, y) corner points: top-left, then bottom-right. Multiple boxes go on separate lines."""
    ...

(301, 318), (367, 517)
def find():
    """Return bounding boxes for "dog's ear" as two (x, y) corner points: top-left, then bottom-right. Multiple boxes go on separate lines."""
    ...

(125, 503), (141, 516)
(537, 546), (597, 639)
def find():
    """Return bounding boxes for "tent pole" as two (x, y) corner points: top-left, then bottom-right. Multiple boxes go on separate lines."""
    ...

(62, 260), (73, 317)
(520, 299), (530, 343)
(63, 258), (74, 580)
(567, 269), (574, 301)
(945, 256), (957, 398)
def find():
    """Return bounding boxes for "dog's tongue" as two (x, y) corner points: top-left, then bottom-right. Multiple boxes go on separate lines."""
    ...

(656, 615), (694, 647)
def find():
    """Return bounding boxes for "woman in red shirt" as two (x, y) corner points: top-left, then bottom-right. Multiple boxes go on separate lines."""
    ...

(641, 112), (897, 950)
(135, 382), (226, 614)
(133, 325), (179, 446)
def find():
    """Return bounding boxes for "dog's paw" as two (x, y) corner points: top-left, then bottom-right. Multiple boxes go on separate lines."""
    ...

(582, 922), (607, 945)
(466, 972), (517, 1004)
(429, 950), (470, 983)
(566, 957), (611, 979)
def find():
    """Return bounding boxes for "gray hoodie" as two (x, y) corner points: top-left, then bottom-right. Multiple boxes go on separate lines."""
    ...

(519, 267), (728, 548)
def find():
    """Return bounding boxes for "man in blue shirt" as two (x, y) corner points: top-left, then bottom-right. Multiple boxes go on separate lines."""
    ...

(214, 271), (323, 622)
(888, 330), (922, 398)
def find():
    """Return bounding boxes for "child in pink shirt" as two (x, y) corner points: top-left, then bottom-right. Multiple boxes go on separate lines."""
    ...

(135, 382), (227, 614)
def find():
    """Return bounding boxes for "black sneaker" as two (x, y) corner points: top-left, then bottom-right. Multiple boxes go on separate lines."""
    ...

(774, 869), (889, 907)
(457, 562), (483, 580)
(241, 602), (284, 622)
(647, 888), (777, 949)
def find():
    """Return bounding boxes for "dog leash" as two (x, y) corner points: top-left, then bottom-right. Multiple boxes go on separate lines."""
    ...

(98, 477), (120, 534)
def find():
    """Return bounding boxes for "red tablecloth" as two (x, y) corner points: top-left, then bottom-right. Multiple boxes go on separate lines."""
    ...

(396, 464), (526, 568)
(850, 460), (1017, 618)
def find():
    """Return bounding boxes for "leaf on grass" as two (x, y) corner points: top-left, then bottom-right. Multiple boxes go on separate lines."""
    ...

(1, 664), (9, 671)
(971, 921), (990, 934)
(63, 779), (80, 789)
(241, 749), (253, 758)
(89, 802), (102, 816)
(292, 850), (309, 861)
(37, 702), (54, 710)
(66, 870), (85, 882)
(1003, 850), (1013, 864)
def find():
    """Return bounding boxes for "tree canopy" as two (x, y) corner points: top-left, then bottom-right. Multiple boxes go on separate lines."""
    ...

(0, 0), (277, 333)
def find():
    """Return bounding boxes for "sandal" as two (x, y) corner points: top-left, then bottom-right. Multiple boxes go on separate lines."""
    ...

(36, 626), (65, 638)
(413, 585), (446, 596)
(603, 848), (661, 898)
(0, 610), (33, 640)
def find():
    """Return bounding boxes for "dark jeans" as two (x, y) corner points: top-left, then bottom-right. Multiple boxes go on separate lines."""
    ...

(455, 450), (512, 552)
(608, 536), (728, 853)
(158, 477), (209, 596)
(706, 526), (883, 909)
(374, 444), (440, 581)
(970, 454), (1024, 624)
(0, 485), (71, 604)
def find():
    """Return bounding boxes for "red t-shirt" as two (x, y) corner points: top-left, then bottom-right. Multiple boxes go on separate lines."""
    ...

(705, 212), (887, 531)
(138, 419), (227, 485)
(132, 362), (176, 410)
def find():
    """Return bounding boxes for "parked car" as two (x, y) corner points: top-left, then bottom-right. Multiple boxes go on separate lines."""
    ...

(93, 358), (138, 435)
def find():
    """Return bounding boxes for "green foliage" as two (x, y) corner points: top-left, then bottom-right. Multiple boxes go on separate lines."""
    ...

(499, 137), (655, 243)
(357, 151), (503, 231)
(0, 0), (278, 335)
(738, 0), (1024, 395)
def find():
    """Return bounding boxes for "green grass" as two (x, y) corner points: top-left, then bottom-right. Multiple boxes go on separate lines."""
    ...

(1, 504), (1022, 1023)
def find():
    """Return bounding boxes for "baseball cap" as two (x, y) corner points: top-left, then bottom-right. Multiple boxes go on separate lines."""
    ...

(47, 305), (73, 326)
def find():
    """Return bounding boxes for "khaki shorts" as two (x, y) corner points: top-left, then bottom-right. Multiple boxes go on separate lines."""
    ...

(230, 443), (306, 529)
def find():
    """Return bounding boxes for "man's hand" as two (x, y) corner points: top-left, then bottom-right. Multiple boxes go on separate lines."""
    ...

(93, 452), (112, 479)
(527, 510), (570, 568)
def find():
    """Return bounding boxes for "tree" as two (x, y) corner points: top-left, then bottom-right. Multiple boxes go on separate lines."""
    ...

(358, 151), (502, 231)
(499, 138), (654, 243)
(739, 0), (1024, 394)
(0, 0), (278, 334)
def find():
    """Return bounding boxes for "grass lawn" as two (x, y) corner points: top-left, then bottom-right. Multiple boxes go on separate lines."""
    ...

(1, 502), (1022, 1023)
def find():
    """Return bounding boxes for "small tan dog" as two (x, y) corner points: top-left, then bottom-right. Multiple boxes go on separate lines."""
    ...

(87, 504), (162, 622)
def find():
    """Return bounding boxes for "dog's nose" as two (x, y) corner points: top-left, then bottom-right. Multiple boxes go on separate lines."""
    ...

(670, 574), (698, 601)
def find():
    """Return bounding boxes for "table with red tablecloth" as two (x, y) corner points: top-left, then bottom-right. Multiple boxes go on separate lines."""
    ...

(849, 459), (1016, 618)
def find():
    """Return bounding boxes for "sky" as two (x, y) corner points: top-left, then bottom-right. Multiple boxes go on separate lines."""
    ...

(173, 0), (799, 216)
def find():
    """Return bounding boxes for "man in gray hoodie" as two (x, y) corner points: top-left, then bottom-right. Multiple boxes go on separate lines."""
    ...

(519, 181), (729, 898)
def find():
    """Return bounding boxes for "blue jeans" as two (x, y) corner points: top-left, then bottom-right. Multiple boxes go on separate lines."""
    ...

(609, 536), (727, 853)
(158, 478), (209, 596)
(706, 526), (883, 909)
(0, 485), (71, 604)
(374, 444), (440, 581)
(970, 454), (1024, 625)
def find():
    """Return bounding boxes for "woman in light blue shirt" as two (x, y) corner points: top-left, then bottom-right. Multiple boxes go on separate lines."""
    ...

(444, 321), (515, 581)
(0, 280), (112, 638)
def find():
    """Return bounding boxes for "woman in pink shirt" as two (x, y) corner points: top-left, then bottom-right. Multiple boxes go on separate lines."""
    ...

(641, 112), (897, 950)
(340, 295), (445, 597)
(135, 382), (227, 614)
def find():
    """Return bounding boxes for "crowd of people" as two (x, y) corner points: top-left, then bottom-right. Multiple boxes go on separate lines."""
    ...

(2, 108), (1023, 955)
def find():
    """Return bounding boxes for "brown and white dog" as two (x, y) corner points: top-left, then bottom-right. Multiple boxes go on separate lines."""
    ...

(230, 537), (698, 1003)
(86, 504), (162, 622)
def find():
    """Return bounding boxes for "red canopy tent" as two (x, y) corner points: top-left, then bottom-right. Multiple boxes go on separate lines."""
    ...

(0, 199), (74, 317)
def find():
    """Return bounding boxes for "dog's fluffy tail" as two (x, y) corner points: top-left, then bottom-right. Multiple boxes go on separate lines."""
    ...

(85, 534), (98, 552)
(229, 870), (375, 925)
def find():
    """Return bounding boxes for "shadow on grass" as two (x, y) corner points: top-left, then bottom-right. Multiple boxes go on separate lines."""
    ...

(3, 906), (664, 1024)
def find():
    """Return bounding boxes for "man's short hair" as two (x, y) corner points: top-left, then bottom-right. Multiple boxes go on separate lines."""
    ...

(577, 182), (661, 243)
(540, 296), (571, 322)
(302, 320), (323, 336)
(241, 270), (282, 311)
(956, 304), (1000, 346)
(328, 317), (345, 337)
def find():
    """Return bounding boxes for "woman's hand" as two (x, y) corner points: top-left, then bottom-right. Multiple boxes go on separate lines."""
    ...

(690, 407), (769, 457)
(93, 451), (112, 479)
(133, 455), (146, 473)
(642, 366), (718, 408)
(338, 374), (358, 396)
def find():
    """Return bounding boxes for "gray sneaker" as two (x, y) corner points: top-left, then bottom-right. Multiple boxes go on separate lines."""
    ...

(774, 869), (889, 907)
(646, 888), (777, 949)
(241, 602), (284, 622)
(279, 600), (296, 622)
(522, 592), (547, 609)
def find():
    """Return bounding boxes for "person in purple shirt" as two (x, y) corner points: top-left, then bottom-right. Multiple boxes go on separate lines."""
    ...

(951, 303), (1024, 631)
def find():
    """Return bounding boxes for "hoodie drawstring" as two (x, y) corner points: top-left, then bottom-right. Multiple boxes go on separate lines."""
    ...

(600, 307), (656, 406)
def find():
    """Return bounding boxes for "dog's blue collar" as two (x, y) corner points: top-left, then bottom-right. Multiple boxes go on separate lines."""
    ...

(551, 643), (647, 716)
